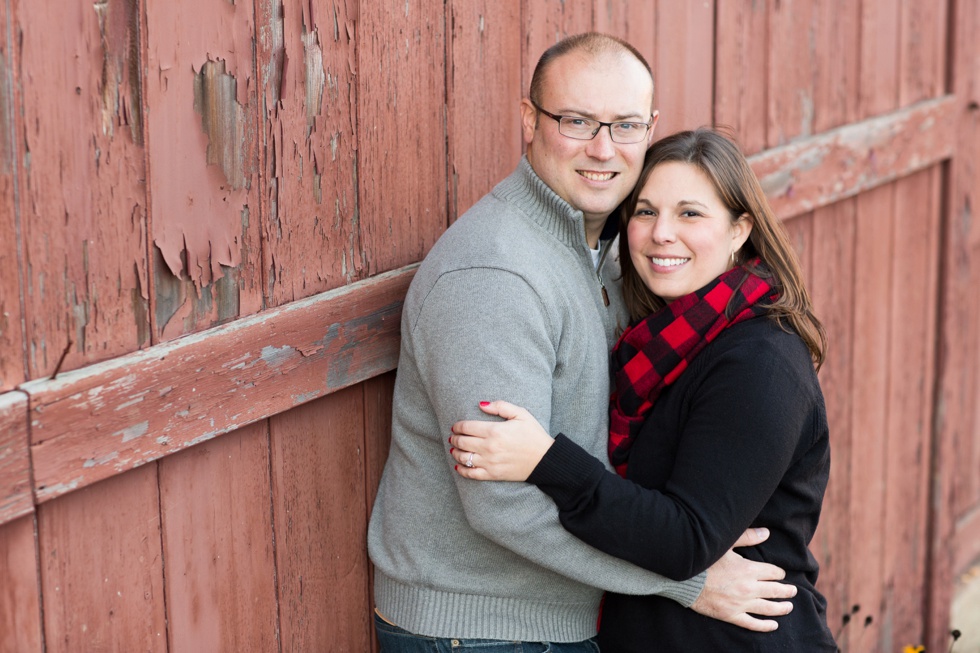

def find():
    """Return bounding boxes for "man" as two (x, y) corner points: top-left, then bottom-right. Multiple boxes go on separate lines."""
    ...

(368, 32), (796, 651)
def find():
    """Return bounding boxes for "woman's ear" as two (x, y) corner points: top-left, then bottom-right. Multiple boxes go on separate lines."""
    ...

(733, 212), (754, 251)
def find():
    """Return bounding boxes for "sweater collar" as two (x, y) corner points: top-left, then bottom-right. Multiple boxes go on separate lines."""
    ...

(493, 156), (616, 250)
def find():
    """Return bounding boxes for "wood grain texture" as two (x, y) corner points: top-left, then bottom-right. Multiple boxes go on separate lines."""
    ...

(356, 0), (448, 276)
(24, 266), (412, 505)
(144, 0), (263, 342)
(38, 464), (166, 653)
(593, 0), (656, 69)
(650, 0), (714, 137)
(767, 0), (818, 145)
(363, 372), (394, 653)
(447, 0), (523, 220)
(257, 0), (361, 304)
(935, 0), (980, 647)
(809, 200), (857, 635)
(0, 391), (31, 523)
(0, 515), (42, 653)
(714, 0), (769, 155)
(17, 0), (150, 379)
(748, 96), (955, 221)
(881, 169), (941, 651)
(522, 0), (594, 96)
(812, 0), (860, 132)
(0, 0), (25, 391)
(844, 185), (894, 653)
(159, 422), (278, 652)
(271, 387), (371, 652)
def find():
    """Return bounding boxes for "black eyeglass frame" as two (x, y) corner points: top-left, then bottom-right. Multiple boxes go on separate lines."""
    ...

(530, 100), (653, 144)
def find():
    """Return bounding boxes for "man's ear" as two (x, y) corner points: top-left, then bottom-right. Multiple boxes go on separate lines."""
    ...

(646, 110), (660, 149)
(520, 99), (538, 145)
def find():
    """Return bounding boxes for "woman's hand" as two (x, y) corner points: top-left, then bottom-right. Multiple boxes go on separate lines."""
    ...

(449, 401), (554, 481)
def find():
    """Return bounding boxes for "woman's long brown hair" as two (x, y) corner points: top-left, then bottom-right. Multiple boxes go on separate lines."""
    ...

(619, 128), (827, 368)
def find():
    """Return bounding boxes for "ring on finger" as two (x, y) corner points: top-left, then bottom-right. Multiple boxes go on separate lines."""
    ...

(464, 452), (475, 468)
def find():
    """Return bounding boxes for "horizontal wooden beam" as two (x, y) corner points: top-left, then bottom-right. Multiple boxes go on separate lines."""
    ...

(0, 391), (32, 523)
(21, 265), (416, 504)
(751, 95), (956, 220)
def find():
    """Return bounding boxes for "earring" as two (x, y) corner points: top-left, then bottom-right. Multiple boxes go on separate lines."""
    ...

(730, 250), (736, 267)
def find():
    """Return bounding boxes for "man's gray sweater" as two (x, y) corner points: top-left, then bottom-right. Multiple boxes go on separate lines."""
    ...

(367, 157), (704, 642)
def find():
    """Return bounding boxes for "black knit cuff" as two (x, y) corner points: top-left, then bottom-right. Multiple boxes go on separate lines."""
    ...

(527, 433), (606, 509)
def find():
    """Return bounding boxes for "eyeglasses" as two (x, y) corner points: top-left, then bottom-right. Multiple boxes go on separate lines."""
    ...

(531, 101), (652, 144)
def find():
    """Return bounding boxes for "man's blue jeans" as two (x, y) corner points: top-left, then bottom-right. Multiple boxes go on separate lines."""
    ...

(374, 613), (601, 653)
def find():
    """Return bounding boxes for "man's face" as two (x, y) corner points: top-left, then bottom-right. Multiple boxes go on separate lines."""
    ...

(523, 50), (657, 225)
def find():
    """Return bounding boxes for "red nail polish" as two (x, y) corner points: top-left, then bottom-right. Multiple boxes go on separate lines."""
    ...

(479, 401), (490, 407)
(454, 465), (458, 471)
(450, 447), (455, 454)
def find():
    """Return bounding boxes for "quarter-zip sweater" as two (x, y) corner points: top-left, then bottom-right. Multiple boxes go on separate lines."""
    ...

(368, 157), (705, 643)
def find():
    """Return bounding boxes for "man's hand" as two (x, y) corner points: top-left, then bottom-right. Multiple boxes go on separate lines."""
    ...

(690, 528), (797, 632)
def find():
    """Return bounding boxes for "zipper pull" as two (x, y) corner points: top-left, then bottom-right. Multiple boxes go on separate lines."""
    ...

(601, 284), (609, 307)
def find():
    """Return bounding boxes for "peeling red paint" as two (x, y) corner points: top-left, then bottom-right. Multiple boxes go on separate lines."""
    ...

(256, 0), (361, 305)
(145, 0), (262, 338)
(18, 0), (149, 380)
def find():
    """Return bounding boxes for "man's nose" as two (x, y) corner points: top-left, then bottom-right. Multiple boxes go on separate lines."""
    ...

(585, 125), (616, 160)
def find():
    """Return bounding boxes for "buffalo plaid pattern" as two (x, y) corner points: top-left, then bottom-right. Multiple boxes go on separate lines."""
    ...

(608, 260), (778, 477)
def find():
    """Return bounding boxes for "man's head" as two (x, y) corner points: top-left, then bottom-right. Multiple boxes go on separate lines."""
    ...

(522, 33), (658, 240)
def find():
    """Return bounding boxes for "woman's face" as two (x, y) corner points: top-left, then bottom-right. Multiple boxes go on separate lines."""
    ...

(627, 161), (753, 304)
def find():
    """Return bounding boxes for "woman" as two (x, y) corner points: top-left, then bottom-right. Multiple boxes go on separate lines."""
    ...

(449, 128), (838, 652)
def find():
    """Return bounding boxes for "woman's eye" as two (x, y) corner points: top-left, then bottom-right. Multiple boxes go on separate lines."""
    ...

(681, 210), (701, 218)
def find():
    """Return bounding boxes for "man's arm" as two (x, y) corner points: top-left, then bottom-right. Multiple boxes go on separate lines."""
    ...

(412, 268), (795, 627)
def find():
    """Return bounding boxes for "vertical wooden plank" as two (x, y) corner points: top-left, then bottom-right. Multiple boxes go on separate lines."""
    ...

(0, 0), (25, 391)
(594, 0), (656, 70)
(256, 0), (361, 304)
(844, 184), (894, 653)
(884, 2), (944, 646)
(522, 0), (594, 94)
(808, 200), (856, 639)
(0, 391), (31, 524)
(849, 2), (900, 645)
(881, 169), (940, 651)
(858, 0), (900, 118)
(651, 0), (714, 136)
(447, 1), (523, 220)
(812, 0), (860, 132)
(930, 5), (979, 644)
(363, 373), (395, 520)
(357, 0), (448, 276)
(767, 0), (816, 146)
(18, 0), (150, 379)
(38, 464), (167, 653)
(144, 0), (263, 342)
(363, 371), (395, 652)
(898, 0), (947, 106)
(271, 386), (371, 652)
(159, 422), (278, 652)
(0, 515), (42, 653)
(714, 0), (769, 155)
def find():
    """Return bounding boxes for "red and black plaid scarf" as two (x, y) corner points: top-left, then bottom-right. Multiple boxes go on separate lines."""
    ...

(608, 259), (778, 477)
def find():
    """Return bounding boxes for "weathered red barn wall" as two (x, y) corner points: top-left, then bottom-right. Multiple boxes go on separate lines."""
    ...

(0, 1), (977, 652)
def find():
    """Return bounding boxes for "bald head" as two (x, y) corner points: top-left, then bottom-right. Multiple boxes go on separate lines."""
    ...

(529, 32), (654, 109)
